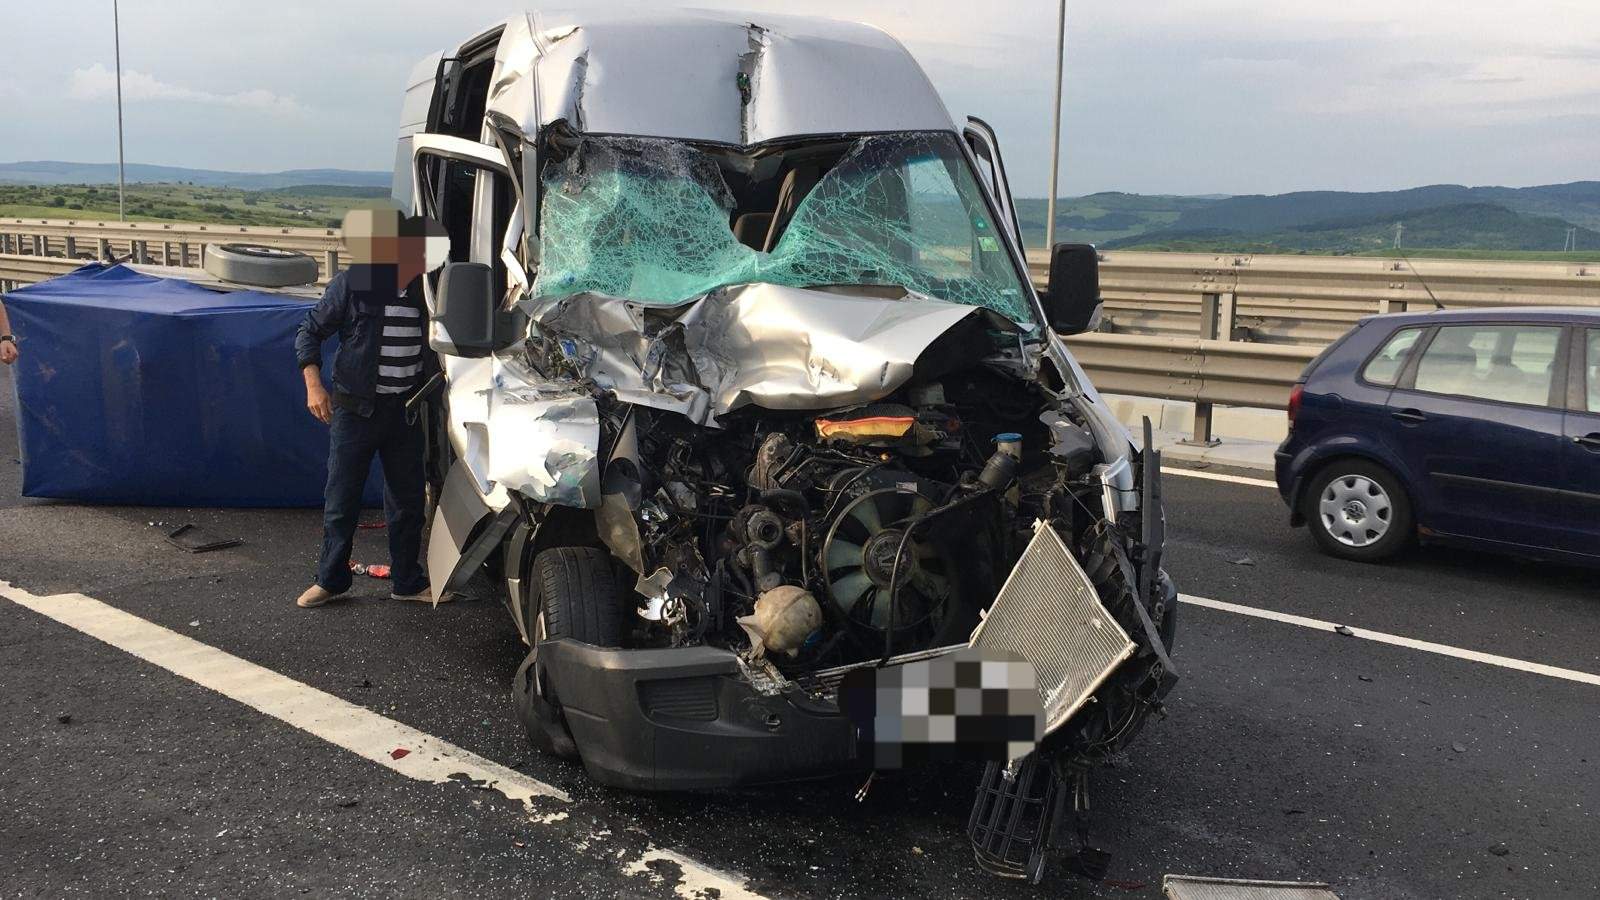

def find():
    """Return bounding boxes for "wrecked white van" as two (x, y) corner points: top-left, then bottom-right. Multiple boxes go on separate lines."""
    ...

(397, 10), (1177, 881)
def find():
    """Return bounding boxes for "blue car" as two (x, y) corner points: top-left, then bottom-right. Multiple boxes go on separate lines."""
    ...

(1276, 307), (1600, 564)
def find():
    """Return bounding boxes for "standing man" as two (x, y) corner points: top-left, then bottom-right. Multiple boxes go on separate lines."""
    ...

(293, 209), (443, 608)
(0, 298), (18, 365)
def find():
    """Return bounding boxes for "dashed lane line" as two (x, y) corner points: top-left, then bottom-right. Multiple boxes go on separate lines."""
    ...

(1162, 466), (1278, 489)
(1, 582), (765, 900)
(1180, 592), (1600, 688)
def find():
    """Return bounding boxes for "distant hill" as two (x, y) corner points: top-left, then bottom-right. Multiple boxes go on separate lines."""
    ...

(1163, 182), (1600, 233)
(0, 161), (390, 190)
(1107, 203), (1600, 254)
(1019, 181), (1599, 258)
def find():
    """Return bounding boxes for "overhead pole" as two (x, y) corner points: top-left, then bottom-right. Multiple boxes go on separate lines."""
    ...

(114, 0), (127, 221)
(1044, 0), (1066, 249)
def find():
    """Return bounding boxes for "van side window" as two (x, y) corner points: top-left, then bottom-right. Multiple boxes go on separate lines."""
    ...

(1412, 324), (1561, 406)
(1361, 327), (1422, 386)
(1587, 329), (1600, 413)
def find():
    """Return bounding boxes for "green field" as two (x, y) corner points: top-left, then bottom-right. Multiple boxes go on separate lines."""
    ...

(0, 182), (393, 229)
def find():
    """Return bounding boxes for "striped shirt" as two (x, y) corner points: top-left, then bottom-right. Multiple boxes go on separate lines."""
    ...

(375, 289), (425, 395)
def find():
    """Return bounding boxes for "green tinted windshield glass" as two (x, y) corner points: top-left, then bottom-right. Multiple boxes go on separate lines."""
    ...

(533, 133), (1035, 325)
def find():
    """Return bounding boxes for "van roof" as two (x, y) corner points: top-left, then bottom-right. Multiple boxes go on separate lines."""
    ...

(484, 10), (956, 146)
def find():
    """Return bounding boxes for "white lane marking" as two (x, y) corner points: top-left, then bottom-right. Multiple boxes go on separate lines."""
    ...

(1179, 592), (1600, 688)
(1, 582), (765, 900)
(1162, 466), (1277, 489)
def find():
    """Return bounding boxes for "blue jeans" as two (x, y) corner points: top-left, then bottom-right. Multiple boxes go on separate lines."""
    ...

(316, 397), (428, 595)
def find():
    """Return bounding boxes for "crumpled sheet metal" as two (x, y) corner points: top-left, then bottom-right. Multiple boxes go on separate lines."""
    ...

(460, 350), (608, 506)
(523, 283), (985, 426)
(486, 10), (954, 146)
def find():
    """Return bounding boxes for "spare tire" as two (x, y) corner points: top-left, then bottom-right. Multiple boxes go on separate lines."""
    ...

(203, 243), (319, 287)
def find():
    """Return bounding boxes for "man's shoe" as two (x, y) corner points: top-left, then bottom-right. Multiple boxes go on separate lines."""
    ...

(296, 584), (343, 608)
(391, 589), (448, 604)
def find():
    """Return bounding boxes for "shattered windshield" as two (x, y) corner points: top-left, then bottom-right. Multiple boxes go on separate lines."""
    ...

(532, 133), (1035, 325)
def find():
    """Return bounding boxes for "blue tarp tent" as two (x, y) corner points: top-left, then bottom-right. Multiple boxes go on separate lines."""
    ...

(6, 263), (379, 507)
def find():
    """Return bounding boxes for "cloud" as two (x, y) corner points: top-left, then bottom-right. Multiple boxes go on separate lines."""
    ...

(67, 63), (302, 114)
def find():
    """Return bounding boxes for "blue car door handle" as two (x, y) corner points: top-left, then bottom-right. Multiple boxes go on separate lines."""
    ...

(1391, 408), (1427, 424)
(1575, 433), (1600, 452)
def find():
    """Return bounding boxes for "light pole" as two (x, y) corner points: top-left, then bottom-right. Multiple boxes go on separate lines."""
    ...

(114, 0), (126, 221)
(1044, 0), (1066, 249)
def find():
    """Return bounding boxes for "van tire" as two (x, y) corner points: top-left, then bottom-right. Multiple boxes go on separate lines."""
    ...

(1302, 460), (1413, 563)
(203, 243), (320, 287)
(513, 548), (627, 761)
(535, 548), (626, 648)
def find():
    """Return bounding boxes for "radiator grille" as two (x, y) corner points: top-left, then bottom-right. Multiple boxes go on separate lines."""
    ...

(970, 521), (1136, 735)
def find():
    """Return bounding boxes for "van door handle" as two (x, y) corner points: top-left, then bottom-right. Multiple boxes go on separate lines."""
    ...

(1391, 409), (1427, 424)
(1576, 433), (1600, 452)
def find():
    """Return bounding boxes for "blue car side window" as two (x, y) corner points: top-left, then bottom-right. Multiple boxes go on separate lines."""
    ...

(1413, 324), (1561, 407)
(1361, 328), (1422, 386)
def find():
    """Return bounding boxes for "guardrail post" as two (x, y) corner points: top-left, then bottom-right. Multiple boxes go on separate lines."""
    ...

(64, 236), (77, 258)
(133, 239), (147, 264)
(97, 238), (111, 262)
(325, 249), (339, 280)
(1181, 292), (1223, 447)
(1220, 291), (1241, 341)
(32, 235), (44, 257)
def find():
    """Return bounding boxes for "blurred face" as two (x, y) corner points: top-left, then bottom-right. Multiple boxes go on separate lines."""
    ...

(341, 208), (447, 285)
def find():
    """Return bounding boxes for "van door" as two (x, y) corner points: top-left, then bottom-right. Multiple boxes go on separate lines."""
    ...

(962, 117), (1024, 251)
(408, 134), (520, 600)
(1557, 327), (1600, 558)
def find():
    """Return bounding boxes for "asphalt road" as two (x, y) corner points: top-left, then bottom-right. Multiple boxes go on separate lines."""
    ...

(2, 368), (1596, 899)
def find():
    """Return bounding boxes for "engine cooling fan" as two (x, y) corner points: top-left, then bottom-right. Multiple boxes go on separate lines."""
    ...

(821, 487), (955, 632)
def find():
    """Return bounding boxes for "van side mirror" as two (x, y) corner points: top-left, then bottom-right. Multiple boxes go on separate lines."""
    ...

(430, 261), (526, 357)
(1041, 243), (1102, 335)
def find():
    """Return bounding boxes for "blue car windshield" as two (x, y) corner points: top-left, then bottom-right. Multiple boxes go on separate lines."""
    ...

(531, 133), (1036, 327)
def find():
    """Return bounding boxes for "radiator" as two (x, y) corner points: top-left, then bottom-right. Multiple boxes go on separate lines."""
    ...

(969, 520), (1136, 735)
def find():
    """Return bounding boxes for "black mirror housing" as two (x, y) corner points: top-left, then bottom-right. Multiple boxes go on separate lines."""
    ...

(1041, 243), (1102, 335)
(431, 262), (525, 357)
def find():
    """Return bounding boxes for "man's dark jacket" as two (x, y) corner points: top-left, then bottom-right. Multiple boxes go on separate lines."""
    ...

(295, 265), (436, 416)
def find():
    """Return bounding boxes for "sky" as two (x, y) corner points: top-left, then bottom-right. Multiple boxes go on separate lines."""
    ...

(1, 1), (1596, 197)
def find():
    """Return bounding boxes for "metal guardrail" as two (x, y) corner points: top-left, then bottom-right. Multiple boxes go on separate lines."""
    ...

(1062, 330), (1317, 417)
(0, 218), (346, 283)
(1029, 249), (1600, 345)
(0, 253), (88, 292)
(4, 220), (1597, 444)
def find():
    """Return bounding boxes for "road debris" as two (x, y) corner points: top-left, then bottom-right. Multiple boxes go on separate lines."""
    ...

(350, 561), (391, 579)
(391, 747), (411, 760)
(1230, 555), (1256, 566)
(1335, 625), (1354, 636)
(1452, 742), (1467, 753)
(1488, 843), (1509, 857)
(164, 523), (243, 553)
(56, 713), (71, 724)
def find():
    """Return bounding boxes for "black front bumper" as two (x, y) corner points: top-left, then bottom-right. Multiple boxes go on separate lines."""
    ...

(528, 639), (862, 791)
